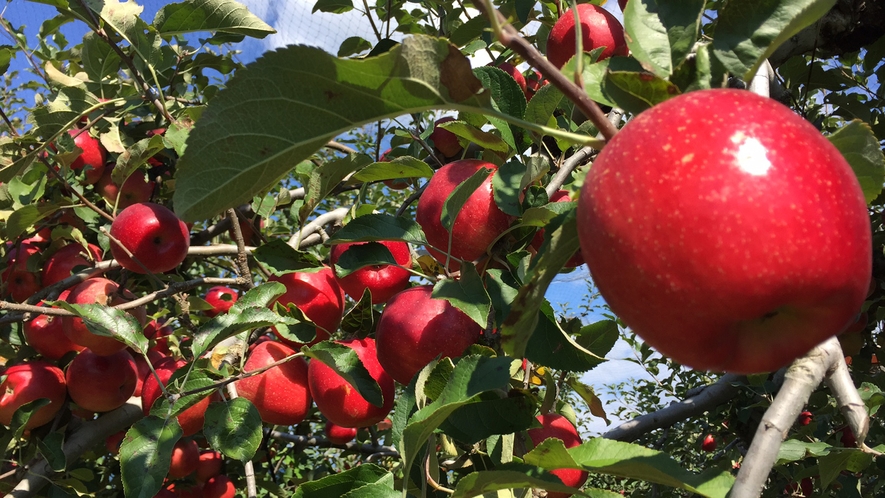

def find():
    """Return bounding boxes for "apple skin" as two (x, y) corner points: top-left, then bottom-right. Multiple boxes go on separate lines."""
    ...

(701, 434), (717, 452)
(63, 277), (147, 356)
(309, 337), (395, 428)
(24, 292), (86, 360)
(416, 159), (514, 270)
(798, 411), (813, 426)
(202, 475), (236, 498)
(109, 202), (190, 274)
(577, 89), (871, 373)
(0, 361), (67, 429)
(329, 241), (412, 304)
(375, 285), (480, 384)
(96, 165), (155, 209)
(527, 413), (588, 498)
(429, 117), (462, 158)
(40, 242), (103, 288)
(546, 4), (628, 69)
(142, 358), (211, 436)
(196, 449), (223, 483)
(168, 438), (200, 479)
(324, 421), (358, 445)
(268, 267), (345, 348)
(68, 129), (106, 184)
(203, 286), (238, 317)
(65, 348), (139, 412)
(105, 429), (126, 454)
(235, 341), (312, 426)
(2, 241), (41, 302)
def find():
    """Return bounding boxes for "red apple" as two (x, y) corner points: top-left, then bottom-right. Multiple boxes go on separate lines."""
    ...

(40, 242), (103, 288)
(701, 434), (717, 452)
(268, 267), (345, 347)
(235, 341), (312, 426)
(309, 337), (395, 428)
(527, 413), (588, 498)
(0, 361), (67, 429)
(143, 319), (174, 357)
(375, 285), (480, 384)
(577, 89), (871, 373)
(63, 277), (146, 356)
(329, 241), (412, 304)
(24, 292), (86, 360)
(203, 286), (238, 317)
(530, 190), (584, 267)
(525, 70), (547, 101)
(416, 159), (514, 270)
(106, 429), (126, 454)
(798, 411), (813, 426)
(429, 117), (462, 158)
(96, 165), (155, 209)
(546, 3), (628, 68)
(202, 475), (236, 498)
(196, 449), (223, 483)
(66, 348), (138, 412)
(142, 358), (211, 436)
(68, 129), (106, 184)
(168, 438), (199, 479)
(838, 426), (857, 447)
(109, 202), (190, 274)
(324, 421), (358, 445)
(2, 241), (41, 302)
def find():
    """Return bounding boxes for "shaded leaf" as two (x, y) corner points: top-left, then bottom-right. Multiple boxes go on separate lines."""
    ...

(439, 392), (535, 444)
(351, 156), (434, 183)
(204, 398), (263, 461)
(827, 120), (885, 204)
(292, 464), (393, 498)
(328, 214), (428, 246)
(52, 302), (148, 354)
(153, 0), (275, 38)
(250, 239), (323, 274)
(525, 306), (606, 372)
(120, 416), (182, 498)
(432, 262), (491, 328)
(304, 341), (384, 407)
(450, 463), (593, 498)
(300, 154), (372, 222)
(333, 242), (398, 278)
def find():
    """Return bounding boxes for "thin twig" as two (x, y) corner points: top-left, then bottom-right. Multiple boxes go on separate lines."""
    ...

(227, 208), (254, 288)
(225, 383), (258, 498)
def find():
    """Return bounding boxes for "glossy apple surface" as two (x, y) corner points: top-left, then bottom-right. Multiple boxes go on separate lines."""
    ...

(330, 241), (412, 304)
(24, 292), (86, 360)
(527, 413), (588, 498)
(109, 202), (190, 274)
(66, 348), (138, 412)
(375, 285), (480, 384)
(268, 267), (344, 347)
(63, 277), (146, 356)
(324, 421), (358, 445)
(429, 117), (462, 158)
(577, 89), (871, 373)
(68, 129), (106, 184)
(196, 449), (223, 483)
(202, 475), (236, 498)
(235, 341), (311, 426)
(142, 358), (210, 436)
(203, 286), (238, 317)
(701, 434), (717, 452)
(41, 242), (103, 288)
(546, 3), (628, 68)
(309, 337), (395, 428)
(0, 361), (67, 429)
(167, 438), (199, 479)
(416, 159), (513, 270)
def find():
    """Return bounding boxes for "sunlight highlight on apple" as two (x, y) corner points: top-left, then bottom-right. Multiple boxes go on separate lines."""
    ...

(731, 133), (771, 176)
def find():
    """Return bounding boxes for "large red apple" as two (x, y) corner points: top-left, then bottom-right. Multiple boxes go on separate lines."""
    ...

(235, 341), (312, 426)
(203, 286), (238, 317)
(109, 202), (190, 274)
(142, 358), (210, 436)
(577, 89), (871, 373)
(329, 241), (412, 304)
(527, 413), (588, 498)
(0, 361), (67, 429)
(68, 129), (106, 184)
(416, 159), (514, 270)
(63, 277), (147, 356)
(546, 3), (628, 69)
(268, 267), (345, 347)
(96, 165), (155, 209)
(24, 305), (86, 360)
(308, 337), (395, 428)
(167, 439), (199, 479)
(66, 349), (138, 412)
(41, 242), (103, 288)
(375, 285), (480, 384)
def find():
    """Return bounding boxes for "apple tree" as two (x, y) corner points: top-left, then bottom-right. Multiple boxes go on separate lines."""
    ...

(0, 0), (884, 497)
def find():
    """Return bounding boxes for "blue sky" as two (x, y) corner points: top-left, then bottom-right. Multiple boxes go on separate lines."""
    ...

(1, 0), (654, 436)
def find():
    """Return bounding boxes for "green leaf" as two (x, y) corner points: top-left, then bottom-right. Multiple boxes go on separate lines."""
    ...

(190, 306), (295, 358)
(775, 439), (831, 464)
(328, 214), (428, 246)
(350, 156), (434, 183)
(292, 464), (393, 498)
(304, 341), (384, 407)
(818, 449), (873, 489)
(432, 262), (491, 328)
(606, 71), (681, 110)
(5, 204), (59, 239)
(312, 0), (354, 13)
(576, 320), (620, 360)
(441, 166), (492, 233)
(493, 158), (548, 216)
(439, 392), (535, 444)
(52, 302), (148, 354)
(120, 416), (182, 498)
(338, 36), (372, 57)
(712, 0), (837, 81)
(250, 239), (323, 275)
(37, 431), (67, 472)
(827, 120), (885, 204)
(153, 0), (276, 38)
(231, 281), (286, 309)
(300, 154), (373, 222)
(567, 378), (610, 424)
(525, 306), (606, 372)
(81, 32), (121, 80)
(524, 83), (563, 127)
(0, 46), (14, 75)
(485, 268), (521, 328)
(450, 463), (592, 498)
(333, 242), (399, 278)
(30, 86), (96, 138)
(114, 135), (166, 184)
(439, 120), (511, 154)
(624, 0), (705, 77)
(173, 35), (595, 222)
(525, 438), (735, 498)
(203, 398), (263, 462)
(148, 368), (215, 421)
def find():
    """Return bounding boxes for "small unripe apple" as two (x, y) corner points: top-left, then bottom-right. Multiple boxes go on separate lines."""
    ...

(329, 241), (412, 304)
(203, 286), (238, 317)
(40, 242), (103, 288)
(701, 434), (717, 452)
(202, 475), (236, 498)
(66, 349), (139, 412)
(68, 129), (107, 185)
(63, 277), (147, 356)
(375, 285), (480, 384)
(168, 439), (200, 479)
(546, 3), (628, 68)
(142, 358), (210, 436)
(235, 341), (312, 426)
(309, 337), (395, 427)
(268, 267), (345, 347)
(324, 421), (358, 445)
(429, 117), (462, 158)
(0, 361), (67, 429)
(109, 202), (190, 274)
(577, 89), (871, 373)
(196, 449), (223, 483)
(416, 159), (514, 270)
(527, 413), (588, 498)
